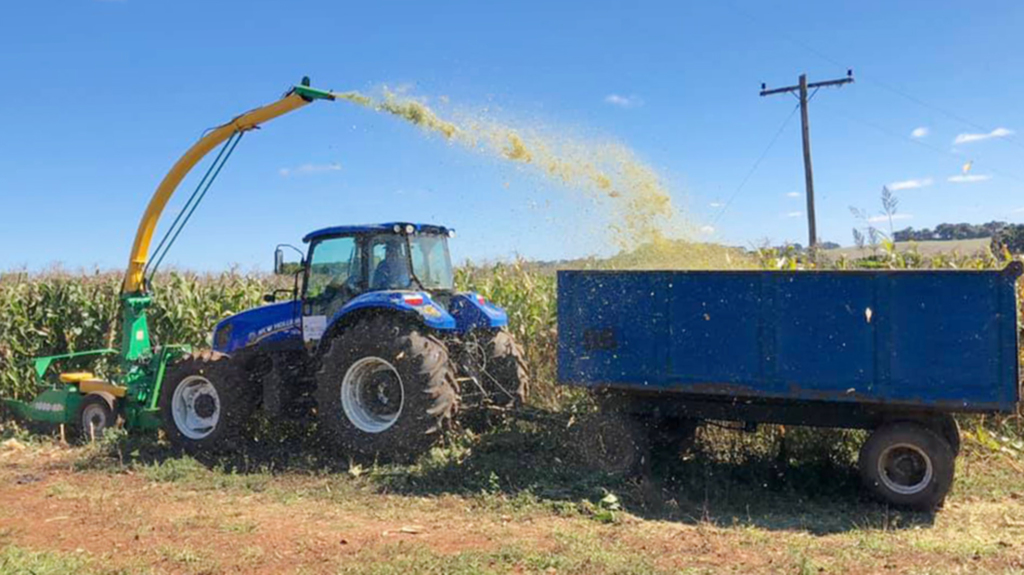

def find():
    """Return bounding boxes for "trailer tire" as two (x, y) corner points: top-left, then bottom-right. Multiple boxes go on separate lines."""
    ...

(935, 414), (960, 456)
(76, 393), (117, 442)
(481, 328), (529, 408)
(571, 412), (650, 476)
(649, 416), (699, 462)
(159, 351), (255, 454)
(859, 423), (955, 510)
(315, 317), (457, 460)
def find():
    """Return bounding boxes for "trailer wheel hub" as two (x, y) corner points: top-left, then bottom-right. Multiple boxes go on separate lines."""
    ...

(878, 443), (933, 495)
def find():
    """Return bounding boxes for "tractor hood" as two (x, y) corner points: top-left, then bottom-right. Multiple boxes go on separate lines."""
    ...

(212, 301), (300, 354)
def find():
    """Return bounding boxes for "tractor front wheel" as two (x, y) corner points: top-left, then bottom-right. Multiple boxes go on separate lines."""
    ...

(315, 317), (457, 460)
(159, 351), (255, 454)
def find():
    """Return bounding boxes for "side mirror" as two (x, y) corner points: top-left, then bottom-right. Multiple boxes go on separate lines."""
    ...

(274, 244), (305, 276)
(274, 247), (285, 275)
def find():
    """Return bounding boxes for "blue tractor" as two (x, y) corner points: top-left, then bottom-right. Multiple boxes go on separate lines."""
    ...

(159, 223), (528, 458)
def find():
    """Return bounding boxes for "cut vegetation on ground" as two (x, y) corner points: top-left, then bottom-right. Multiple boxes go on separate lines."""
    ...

(1, 418), (1023, 574)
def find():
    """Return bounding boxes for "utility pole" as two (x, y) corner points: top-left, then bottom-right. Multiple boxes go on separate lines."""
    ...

(760, 70), (854, 251)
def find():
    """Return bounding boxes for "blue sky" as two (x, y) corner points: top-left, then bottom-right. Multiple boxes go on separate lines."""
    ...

(2, 1), (1023, 271)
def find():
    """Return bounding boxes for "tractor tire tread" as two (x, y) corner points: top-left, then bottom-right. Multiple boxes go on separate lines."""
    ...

(159, 351), (256, 454)
(484, 328), (529, 407)
(315, 317), (457, 459)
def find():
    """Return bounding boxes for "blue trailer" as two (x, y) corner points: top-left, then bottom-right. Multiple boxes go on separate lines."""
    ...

(557, 262), (1022, 509)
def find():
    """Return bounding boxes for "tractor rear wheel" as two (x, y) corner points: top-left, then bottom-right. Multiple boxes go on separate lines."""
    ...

(315, 317), (457, 460)
(159, 351), (255, 454)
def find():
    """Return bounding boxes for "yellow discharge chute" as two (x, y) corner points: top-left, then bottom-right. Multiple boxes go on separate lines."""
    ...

(122, 81), (335, 294)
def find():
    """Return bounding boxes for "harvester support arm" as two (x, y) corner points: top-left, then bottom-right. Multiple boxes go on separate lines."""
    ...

(122, 81), (334, 294)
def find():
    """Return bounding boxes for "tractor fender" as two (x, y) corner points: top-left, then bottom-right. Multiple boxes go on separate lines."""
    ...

(330, 291), (456, 331)
(315, 291), (455, 354)
(448, 292), (509, 332)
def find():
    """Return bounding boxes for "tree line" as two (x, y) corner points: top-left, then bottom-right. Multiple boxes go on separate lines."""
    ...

(892, 221), (1009, 242)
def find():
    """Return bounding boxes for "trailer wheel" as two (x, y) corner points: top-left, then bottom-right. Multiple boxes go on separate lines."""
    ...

(859, 423), (955, 510)
(649, 416), (699, 462)
(571, 412), (650, 475)
(76, 393), (116, 442)
(315, 317), (457, 460)
(159, 351), (255, 454)
(934, 414), (961, 456)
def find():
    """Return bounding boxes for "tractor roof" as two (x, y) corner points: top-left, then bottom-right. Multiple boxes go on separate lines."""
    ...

(302, 222), (453, 243)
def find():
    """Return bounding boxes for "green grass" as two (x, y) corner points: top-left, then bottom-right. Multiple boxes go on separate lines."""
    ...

(335, 531), (662, 575)
(3, 430), (1024, 574)
(0, 546), (93, 575)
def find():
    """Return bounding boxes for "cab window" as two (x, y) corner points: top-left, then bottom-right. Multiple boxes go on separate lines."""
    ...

(306, 236), (363, 316)
(369, 235), (413, 290)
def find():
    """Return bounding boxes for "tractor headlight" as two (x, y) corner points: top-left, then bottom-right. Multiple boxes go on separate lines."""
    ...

(405, 224), (415, 234)
(393, 224), (403, 233)
(448, 229), (456, 238)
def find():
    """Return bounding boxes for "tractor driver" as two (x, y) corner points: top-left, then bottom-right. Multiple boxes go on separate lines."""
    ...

(371, 236), (412, 290)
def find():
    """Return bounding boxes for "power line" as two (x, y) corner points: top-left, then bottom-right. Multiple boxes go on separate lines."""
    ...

(823, 103), (1024, 183)
(712, 102), (800, 225)
(723, 1), (1024, 151)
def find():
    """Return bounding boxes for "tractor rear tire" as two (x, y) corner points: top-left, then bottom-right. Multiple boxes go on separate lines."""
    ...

(481, 328), (529, 408)
(159, 351), (255, 454)
(315, 317), (457, 460)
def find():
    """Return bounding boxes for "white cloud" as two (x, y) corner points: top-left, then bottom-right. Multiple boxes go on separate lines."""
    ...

(785, 191), (800, 198)
(785, 211), (803, 218)
(278, 163), (342, 177)
(910, 127), (929, 139)
(699, 225), (715, 234)
(1012, 207), (1024, 213)
(867, 213), (913, 223)
(947, 174), (992, 183)
(888, 177), (933, 191)
(603, 94), (644, 108)
(953, 127), (1014, 145)
(708, 201), (724, 208)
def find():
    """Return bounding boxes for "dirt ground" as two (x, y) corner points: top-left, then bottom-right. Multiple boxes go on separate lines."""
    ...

(1, 432), (1024, 574)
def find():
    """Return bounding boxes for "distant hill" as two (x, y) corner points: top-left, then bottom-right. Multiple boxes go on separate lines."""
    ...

(824, 237), (991, 259)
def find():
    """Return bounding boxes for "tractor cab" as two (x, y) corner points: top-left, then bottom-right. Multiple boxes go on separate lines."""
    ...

(293, 223), (456, 321)
(213, 222), (504, 356)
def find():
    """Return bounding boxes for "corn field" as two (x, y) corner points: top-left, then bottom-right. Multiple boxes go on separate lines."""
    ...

(1, 247), (1022, 431)
(0, 271), (276, 400)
